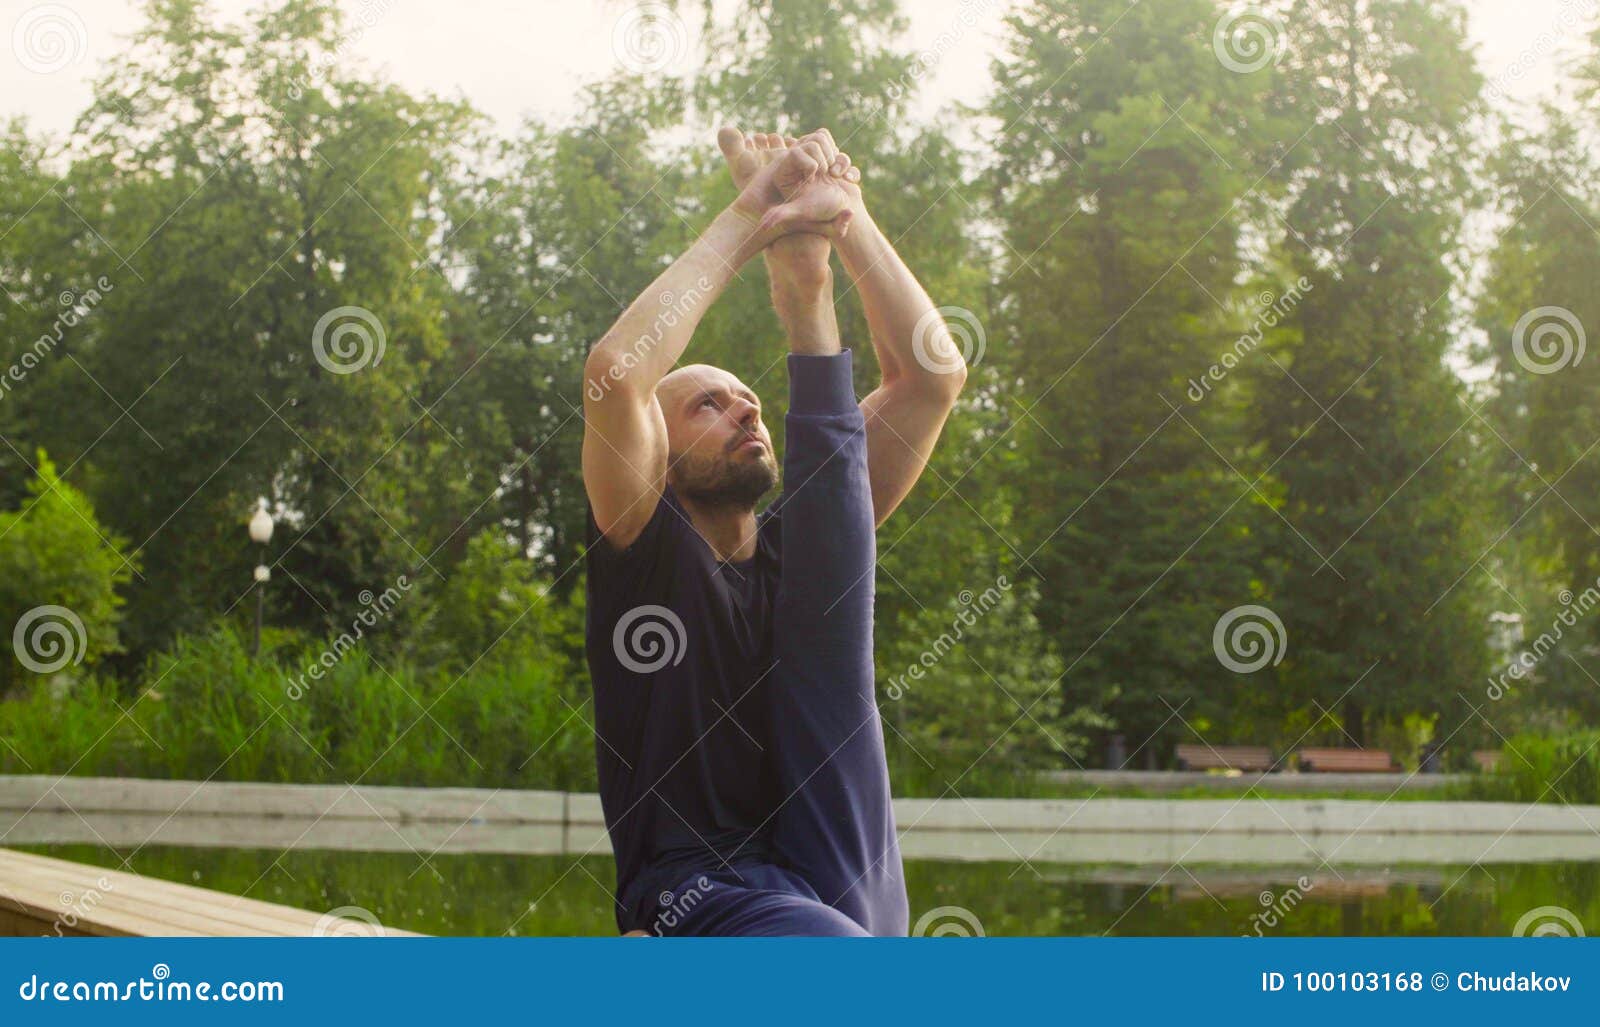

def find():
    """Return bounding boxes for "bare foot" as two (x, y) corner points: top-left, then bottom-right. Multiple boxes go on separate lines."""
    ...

(720, 126), (858, 239)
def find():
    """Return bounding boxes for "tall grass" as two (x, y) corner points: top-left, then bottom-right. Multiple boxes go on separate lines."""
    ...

(1462, 731), (1600, 805)
(0, 627), (596, 791)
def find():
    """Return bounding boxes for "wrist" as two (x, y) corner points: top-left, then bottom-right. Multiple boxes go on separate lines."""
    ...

(833, 201), (882, 269)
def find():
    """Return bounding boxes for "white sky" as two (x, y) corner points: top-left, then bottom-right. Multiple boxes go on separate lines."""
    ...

(2, 0), (1594, 141)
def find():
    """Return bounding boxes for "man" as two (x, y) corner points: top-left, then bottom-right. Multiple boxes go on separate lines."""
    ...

(581, 127), (966, 936)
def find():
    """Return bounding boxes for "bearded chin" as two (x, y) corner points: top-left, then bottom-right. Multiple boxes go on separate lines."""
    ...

(670, 451), (777, 509)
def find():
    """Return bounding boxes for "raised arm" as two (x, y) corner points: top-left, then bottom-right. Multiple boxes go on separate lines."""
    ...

(583, 141), (851, 548)
(794, 130), (968, 526)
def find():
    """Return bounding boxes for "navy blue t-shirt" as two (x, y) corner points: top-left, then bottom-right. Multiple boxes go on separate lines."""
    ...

(583, 487), (783, 932)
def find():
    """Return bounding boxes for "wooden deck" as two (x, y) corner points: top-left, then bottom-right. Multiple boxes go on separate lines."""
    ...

(0, 847), (423, 937)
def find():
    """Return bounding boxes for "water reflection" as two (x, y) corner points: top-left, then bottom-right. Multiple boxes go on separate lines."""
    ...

(14, 844), (1597, 937)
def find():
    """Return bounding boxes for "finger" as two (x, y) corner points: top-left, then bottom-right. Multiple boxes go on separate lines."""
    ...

(799, 140), (828, 172)
(845, 166), (861, 183)
(781, 209), (854, 241)
(829, 152), (851, 177)
(802, 128), (838, 162)
(783, 135), (797, 148)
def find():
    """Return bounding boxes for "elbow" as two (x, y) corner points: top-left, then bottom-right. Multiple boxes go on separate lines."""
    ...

(583, 336), (645, 405)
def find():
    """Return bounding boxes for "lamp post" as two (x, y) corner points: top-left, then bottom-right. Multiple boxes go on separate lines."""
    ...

(248, 499), (274, 656)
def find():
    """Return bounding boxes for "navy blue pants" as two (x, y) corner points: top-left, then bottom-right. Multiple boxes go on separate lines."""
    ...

(666, 351), (909, 937)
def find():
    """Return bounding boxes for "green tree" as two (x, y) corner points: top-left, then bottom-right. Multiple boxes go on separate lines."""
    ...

(987, 0), (1268, 760)
(1253, 0), (1491, 747)
(0, 452), (136, 692)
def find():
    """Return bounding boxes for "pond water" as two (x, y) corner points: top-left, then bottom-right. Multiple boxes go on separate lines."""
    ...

(17, 844), (1599, 936)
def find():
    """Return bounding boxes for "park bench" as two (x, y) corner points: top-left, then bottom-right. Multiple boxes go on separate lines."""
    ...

(1296, 747), (1397, 773)
(1173, 744), (1276, 772)
(0, 847), (424, 937)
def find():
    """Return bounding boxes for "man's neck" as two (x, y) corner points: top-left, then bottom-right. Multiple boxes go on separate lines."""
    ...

(678, 494), (761, 564)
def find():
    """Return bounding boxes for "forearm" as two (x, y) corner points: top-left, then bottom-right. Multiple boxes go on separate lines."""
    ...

(586, 207), (765, 393)
(834, 207), (960, 391)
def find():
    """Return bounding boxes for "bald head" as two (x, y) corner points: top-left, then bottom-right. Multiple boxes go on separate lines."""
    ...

(657, 363), (777, 510)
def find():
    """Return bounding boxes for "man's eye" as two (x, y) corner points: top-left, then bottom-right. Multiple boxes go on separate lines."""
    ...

(700, 398), (717, 409)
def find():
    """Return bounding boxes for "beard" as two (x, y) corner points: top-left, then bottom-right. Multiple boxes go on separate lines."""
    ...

(669, 446), (778, 510)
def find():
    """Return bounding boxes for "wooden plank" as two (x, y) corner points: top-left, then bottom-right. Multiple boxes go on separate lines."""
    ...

(0, 848), (423, 937)
(0, 851), (315, 936)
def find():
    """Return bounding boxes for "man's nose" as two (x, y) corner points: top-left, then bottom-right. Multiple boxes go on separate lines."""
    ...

(732, 400), (759, 429)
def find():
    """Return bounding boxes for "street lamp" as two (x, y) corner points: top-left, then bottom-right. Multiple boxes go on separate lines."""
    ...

(248, 499), (274, 656)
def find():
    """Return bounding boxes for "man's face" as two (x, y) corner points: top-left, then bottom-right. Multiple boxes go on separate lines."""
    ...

(659, 364), (777, 509)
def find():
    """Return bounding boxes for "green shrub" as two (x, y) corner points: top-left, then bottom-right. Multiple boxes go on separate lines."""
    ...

(0, 452), (136, 693)
(1463, 731), (1600, 804)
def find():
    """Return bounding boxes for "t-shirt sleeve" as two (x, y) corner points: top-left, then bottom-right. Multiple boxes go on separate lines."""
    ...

(585, 490), (676, 614)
